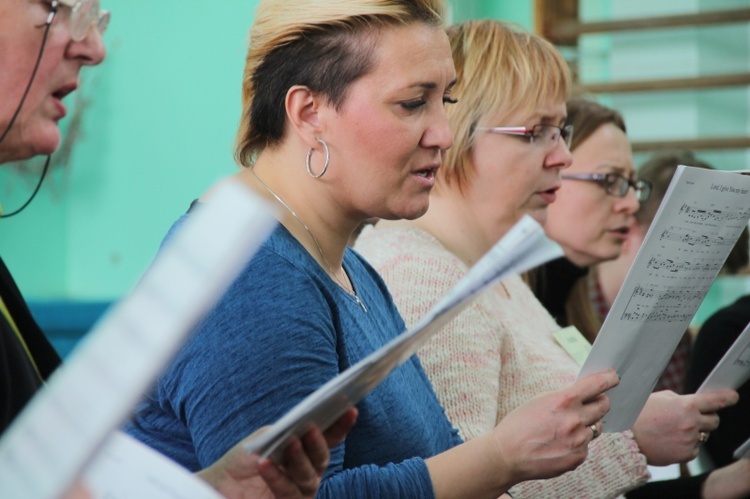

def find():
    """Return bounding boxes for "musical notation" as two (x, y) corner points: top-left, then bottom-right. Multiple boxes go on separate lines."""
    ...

(659, 227), (733, 248)
(646, 257), (723, 274)
(678, 203), (750, 223)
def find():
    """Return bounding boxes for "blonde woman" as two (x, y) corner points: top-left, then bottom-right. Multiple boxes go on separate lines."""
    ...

(355, 20), (738, 498)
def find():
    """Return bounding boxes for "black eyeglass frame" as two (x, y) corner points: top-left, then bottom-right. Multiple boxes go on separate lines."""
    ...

(561, 173), (652, 202)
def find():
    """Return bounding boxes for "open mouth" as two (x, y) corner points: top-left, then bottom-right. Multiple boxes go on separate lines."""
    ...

(52, 84), (77, 101)
(414, 166), (438, 179)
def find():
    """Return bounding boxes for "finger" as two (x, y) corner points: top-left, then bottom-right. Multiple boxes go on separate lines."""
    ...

(587, 421), (602, 442)
(323, 408), (358, 448)
(694, 390), (739, 413)
(257, 458), (303, 499)
(572, 370), (620, 402)
(280, 435), (320, 495)
(579, 392), (611, 423)
(301, 426), (330, 474)
(698, 413), (721, 432)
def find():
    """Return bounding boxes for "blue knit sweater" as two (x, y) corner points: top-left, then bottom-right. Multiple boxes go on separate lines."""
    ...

(126, 221), (461, 498)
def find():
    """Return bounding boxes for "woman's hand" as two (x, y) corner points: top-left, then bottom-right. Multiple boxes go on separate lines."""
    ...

(426, 370), (619, 498)
(197, 408), (357, 499)
(633, 390), (738, 466)
(489, 370), (618, 483)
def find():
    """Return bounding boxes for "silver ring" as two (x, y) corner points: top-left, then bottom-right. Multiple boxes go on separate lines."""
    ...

(699, 431), (710, 444)
(590, 424), (600, 439)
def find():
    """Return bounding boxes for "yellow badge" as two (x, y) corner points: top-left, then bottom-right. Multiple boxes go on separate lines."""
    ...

(553, 326), (592, 367)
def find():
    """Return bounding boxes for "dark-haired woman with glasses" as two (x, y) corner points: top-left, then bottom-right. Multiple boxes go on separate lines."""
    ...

(533, 97), (745, 499)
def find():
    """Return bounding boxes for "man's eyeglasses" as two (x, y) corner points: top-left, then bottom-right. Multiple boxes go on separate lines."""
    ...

(561, 173), (652, 202)
(475, 124), (574, 150)
(48, 0), (110, 42)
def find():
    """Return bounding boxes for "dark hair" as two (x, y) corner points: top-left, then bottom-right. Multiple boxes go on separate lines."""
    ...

(565, 97), (626, 152)
(245, 31), (375, 162)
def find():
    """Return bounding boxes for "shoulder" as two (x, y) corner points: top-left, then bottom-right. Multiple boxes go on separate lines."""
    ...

(354, 225), (466, 284)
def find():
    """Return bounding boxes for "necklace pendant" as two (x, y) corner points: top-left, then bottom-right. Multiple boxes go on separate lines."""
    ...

(354, 294), (368, 313)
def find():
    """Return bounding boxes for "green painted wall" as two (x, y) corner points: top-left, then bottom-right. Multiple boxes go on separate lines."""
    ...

(1, 0), (261, 299)
(449, 0), (533, 28)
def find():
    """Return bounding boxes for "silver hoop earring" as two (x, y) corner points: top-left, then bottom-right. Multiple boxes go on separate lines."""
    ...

(306, 138), (330, 179)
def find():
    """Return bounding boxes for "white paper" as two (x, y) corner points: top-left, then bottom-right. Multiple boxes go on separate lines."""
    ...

(734, 436), (750, 459)
(83, 431), (221, 499)
(697, 321), (750, 393)
(578, 166), (750, 432)
(0, 182), (277, 499)
(243, 215), (563, 461)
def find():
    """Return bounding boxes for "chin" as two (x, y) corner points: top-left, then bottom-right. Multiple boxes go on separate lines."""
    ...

(379, 197), (430, 221)
(34, 129), (62, 156)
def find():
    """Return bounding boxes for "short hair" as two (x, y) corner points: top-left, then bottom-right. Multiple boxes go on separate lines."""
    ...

(235, 0), (446, 167)
(565, 97), (626, 152)
(441, 20), (571, 191)
(636, 150), (749, 274)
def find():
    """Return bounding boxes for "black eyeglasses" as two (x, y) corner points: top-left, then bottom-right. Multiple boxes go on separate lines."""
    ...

(476, 124), (574, 150)
(561, 173), (652, 202)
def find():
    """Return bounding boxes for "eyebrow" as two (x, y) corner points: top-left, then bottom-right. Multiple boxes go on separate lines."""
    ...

(410, 77), (458, 91)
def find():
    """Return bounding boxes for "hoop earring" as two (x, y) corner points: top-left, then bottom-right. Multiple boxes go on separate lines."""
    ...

(306, 138), (330, 179)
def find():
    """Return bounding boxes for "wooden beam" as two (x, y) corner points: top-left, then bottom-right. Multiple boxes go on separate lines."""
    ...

(575, 73), (750, 94)
(552, 8), (750, 39)
(535, 0), (579, 45)
(631, 137), (750, 152)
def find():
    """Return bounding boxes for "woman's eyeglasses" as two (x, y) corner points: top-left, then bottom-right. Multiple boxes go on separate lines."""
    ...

(476, 124), (574, 150)
(561, 173), (652, 202)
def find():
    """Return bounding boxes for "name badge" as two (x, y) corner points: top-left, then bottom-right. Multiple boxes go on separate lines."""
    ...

(553, 326), (592, 366)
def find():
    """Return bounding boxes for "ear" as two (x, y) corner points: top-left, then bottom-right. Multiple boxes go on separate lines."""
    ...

(285, 85), (323, 149)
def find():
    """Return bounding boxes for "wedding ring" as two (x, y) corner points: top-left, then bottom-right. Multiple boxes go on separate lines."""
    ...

(699, 432), (710, 444)
(590, 424), (600, 440)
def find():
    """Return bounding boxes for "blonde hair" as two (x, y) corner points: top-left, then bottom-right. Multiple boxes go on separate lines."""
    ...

(235, 0), (446, 167)
(440, 20), (571, 191)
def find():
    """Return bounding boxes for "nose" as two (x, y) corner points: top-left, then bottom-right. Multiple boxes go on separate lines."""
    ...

(422, 106), (454, 152)
(544, 137), (573, 169)
(616, 185), (640, 215)
(66, 26), (107, 66)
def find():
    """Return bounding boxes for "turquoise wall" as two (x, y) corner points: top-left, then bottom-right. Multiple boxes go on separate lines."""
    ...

(1, 0), (261, 300)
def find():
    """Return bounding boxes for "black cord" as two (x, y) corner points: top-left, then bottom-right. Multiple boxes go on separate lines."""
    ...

(0, 6), (57, 219)
(0, 155), (51, 218)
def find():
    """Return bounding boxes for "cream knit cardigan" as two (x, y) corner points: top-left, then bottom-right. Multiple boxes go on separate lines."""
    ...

(355, 225), (649, 499)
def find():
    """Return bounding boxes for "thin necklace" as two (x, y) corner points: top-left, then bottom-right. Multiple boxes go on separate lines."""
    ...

(250, 168), (367, 312)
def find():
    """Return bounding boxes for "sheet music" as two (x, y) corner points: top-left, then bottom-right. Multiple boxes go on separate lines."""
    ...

(0, 182), (277, 499)
(83, 431), (221, 498)
(735, 437), (750, 459)
(697, 321), (750, 393)
(578, 166), (750, 432)
(243, 215), (563, 461)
